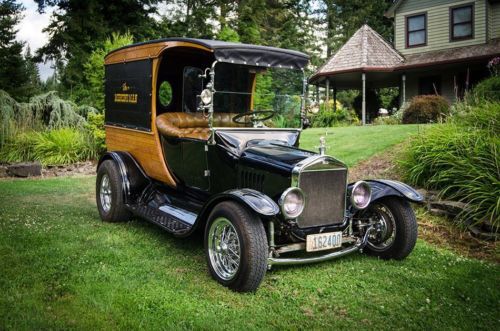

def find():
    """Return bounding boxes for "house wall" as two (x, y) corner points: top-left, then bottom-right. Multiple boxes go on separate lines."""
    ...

(402, 64), (489, 104)
(491, 3), (500, 39)
(404, 71), (457, 103)
(394, 0), (487, 55)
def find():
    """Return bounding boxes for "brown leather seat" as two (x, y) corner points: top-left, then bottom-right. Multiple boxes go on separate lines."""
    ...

(156, 112), (244, 140)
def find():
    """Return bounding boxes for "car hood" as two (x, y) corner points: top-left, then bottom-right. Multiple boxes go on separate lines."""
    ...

(239, 143), (315, 174)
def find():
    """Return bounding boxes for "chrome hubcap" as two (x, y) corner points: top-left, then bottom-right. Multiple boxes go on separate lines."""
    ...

(368, 203), (396, 251)
(208, 217), (241, 281)
(100, 174), (112, 213)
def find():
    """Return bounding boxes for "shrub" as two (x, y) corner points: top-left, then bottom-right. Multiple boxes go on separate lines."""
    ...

(0, 128), (97, 165)
(469, 75), (500, 105)
(373, 109), (403, 125)
(401, 102), (500, 226)
(85, 112), (106, 154)
(311, 105), (359, 127)
(402, 95), (450, 124)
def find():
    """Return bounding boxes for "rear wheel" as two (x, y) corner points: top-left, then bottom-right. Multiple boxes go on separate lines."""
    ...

(204, 201), (268, 292)
(96, 160), (131, 222)
(364, 197), (417, 260)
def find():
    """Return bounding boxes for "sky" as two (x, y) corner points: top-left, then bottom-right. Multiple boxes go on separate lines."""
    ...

(16, 0), (54, 81)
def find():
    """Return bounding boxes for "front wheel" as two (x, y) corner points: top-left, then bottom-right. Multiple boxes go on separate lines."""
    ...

(363, 197), (418, 260)
(204, 201), (268, 292)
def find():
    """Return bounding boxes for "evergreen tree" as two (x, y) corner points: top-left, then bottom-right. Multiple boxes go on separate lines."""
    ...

(0, 0), (30, 101)
(24, 46), (42, 97)
(34, 0), (160, 96)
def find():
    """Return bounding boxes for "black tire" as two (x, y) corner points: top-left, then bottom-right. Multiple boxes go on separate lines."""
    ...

(364, 197), (417, 260)
(204, 201), (268, 292)
(96, 160), (132, 222)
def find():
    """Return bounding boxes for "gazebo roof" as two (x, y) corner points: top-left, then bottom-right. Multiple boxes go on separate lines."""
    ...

(310, 24), (404, 83)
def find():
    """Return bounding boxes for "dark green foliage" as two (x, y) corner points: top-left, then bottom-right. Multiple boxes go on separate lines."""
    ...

(311, 105), (359, 127)
(319, 0), (394, 57)
(0, 128), (97, 165)
(401, 103), (500, 226)
(34, 0), (159, 96)
(353, 90), (382, 122)
(0, 0), (32, 101)
(85, 112), (105, 154)
(0, 90), (100, 162)
(469, 75), (500, 104)
(402, 95), (450, 124)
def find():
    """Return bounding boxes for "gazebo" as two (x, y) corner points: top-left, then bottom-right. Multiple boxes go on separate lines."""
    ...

(309, 25), (405, 125)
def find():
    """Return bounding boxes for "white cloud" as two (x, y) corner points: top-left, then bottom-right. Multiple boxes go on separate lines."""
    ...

(16, 0), (55, 81)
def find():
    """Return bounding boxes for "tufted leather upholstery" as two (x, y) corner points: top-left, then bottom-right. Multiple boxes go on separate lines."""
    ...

(156, 112), (244, 140)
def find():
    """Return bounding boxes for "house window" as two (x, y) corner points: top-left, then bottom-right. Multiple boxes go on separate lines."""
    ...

(419, 76), (441, 95)
(406, 13), (427, 47)
(450, 4), (474, 41)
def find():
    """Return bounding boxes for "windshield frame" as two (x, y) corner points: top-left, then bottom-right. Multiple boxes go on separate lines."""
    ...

(201, 61), (307, 141)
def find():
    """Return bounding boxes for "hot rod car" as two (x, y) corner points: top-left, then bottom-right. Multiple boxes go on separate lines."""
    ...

(97, 38), (423, 292)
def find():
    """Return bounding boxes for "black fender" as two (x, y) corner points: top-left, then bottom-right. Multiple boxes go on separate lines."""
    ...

(97, 151), (150, 203)
(347, 179), (424, 208)
(193, 188), (279, 231)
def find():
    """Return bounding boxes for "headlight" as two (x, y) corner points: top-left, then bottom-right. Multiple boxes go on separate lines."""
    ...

(200, 89), (212, 105)
(279, 187), (305, 219)
(350, 181), (372, 209)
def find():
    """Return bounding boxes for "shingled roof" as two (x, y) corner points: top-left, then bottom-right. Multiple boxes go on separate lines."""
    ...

(310, 24), (404, 81)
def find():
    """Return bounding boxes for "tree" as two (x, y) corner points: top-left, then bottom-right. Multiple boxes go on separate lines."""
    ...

(0, 0), (31, 101)
(34, 0), (159, 95)
(74, 32), (134, 111)
(24, 46), (42, 97)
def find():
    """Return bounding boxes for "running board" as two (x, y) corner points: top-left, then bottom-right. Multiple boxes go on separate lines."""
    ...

(127, 204), (195, 236)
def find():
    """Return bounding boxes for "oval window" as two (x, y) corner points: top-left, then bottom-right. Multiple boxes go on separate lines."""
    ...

(159, 81), (172, 107)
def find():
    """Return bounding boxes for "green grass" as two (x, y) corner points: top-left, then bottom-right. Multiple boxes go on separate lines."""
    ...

(299, 124), (422, 166)
(1, 176), (499, 330)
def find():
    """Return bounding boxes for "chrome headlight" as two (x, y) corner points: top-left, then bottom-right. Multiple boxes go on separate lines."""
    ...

(350, 181), (372, 210)
(200, 89), (212, 105)
(279, 187), (305, 219)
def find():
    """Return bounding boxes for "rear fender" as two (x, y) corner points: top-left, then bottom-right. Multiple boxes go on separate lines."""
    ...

(97, 152), (150, 203)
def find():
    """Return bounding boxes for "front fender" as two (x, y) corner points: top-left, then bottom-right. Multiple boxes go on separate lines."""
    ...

(193, 189), (279, 232)
(348, 179), (424, 207)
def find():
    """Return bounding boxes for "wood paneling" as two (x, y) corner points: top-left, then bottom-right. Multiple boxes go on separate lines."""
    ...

(104, 41), (212, 65)
(105, 125), (177, 187)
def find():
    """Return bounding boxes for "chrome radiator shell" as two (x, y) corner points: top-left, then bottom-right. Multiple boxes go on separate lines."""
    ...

(292, 155), (347, 228)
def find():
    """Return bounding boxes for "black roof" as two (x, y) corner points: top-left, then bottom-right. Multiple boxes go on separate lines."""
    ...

(107, 38), (309, 70)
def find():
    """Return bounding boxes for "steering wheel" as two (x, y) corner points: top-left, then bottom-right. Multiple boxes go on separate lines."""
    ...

(232, 110), (276, 125)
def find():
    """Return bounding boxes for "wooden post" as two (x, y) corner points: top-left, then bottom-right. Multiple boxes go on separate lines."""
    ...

(333, 87), (337, 111)
(316, 84), (320, 103)
(402, 74), (406, 106)
(325, 79), (330, 111)
(362, 73), (366, 125)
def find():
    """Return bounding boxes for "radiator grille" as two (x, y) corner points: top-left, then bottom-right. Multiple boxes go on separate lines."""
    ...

(239, 170), (264, 191)
(297, 168), (347, 228)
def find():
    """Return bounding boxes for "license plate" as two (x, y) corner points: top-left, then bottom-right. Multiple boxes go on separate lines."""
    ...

(306, 232), (343, 252)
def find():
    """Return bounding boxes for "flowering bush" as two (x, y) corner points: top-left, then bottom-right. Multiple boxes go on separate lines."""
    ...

(487, 56), (499, 77)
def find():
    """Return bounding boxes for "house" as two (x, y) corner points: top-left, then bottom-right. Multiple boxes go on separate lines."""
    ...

(309, 0), (500, 124)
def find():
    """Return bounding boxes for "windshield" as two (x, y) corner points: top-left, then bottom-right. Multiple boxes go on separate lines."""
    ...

(213, 63), (304, 128)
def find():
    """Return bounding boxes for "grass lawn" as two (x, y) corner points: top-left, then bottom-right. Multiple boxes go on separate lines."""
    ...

(1, 124), (498, 330)
(300, 124), (422, 166)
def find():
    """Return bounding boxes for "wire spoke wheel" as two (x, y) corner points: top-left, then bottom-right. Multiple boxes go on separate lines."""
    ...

(208, 217), (241, 281)
(99, 174), (112, 213)
(367, 203), (397, 251)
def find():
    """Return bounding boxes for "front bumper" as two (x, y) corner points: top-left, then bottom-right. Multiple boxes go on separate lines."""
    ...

(267, 227), (373, 266)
